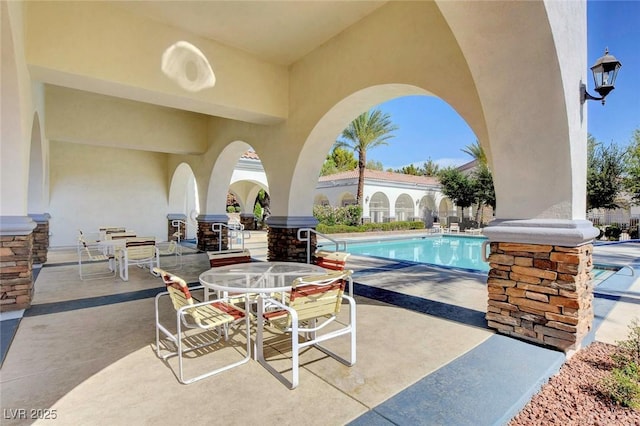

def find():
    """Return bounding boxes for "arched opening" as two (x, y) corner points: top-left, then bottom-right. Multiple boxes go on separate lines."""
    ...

(314, 194), (330, 206)
(339, 192), (357, 207)
(438, 198), (453, 226)
(395, 193), (413, 221)
(27, 113), (47, 214)
(370, 192), (390, 223)
(419, 194), (438, 226)
(168, 162), (199, 240)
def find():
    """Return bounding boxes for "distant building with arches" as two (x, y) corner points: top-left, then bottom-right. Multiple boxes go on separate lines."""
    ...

(232, 151), (460, 227)
(316, 169), (454, 226)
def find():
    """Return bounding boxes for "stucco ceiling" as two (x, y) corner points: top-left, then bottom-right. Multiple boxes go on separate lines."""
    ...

(115, 1), (387, 65)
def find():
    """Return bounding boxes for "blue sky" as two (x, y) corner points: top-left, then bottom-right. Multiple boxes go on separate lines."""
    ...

(367, 0), (640, 170)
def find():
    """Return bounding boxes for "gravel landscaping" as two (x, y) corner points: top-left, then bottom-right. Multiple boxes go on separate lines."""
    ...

(509, 341), (640, 425)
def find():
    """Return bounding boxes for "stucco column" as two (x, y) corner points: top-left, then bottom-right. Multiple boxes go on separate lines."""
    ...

(483, 219), (599, 352)
(197, 214), (229, 252)
(28, 213), (51, 265)
(167, 214), (186, 241)
(266, 216), (318, 263)
(0, 216), (37, 312)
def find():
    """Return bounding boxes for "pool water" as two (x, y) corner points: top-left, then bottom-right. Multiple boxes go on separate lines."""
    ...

(345, 235), (489, 272)
(343, 235), (614, 278)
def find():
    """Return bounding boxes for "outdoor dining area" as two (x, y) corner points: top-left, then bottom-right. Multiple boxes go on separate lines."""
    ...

(77, 226), (182, 281)
(74, 225), (359, 389)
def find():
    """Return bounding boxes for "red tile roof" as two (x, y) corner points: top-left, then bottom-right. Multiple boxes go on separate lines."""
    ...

(318, 169), (439, 185)
(241, 150), (260, 160)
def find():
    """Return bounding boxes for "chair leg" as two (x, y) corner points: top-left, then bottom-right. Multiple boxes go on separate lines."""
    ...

(156, 301), (251, 385)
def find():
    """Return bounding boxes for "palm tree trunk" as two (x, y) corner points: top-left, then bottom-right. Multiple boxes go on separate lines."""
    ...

(357, 149), (366, 206)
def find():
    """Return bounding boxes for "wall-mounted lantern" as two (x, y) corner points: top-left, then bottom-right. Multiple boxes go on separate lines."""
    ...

(581, 48), (622, 105)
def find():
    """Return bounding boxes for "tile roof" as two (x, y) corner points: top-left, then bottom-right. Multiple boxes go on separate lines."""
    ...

(241, 150), (260, 160)
(318, 169), (439, 185)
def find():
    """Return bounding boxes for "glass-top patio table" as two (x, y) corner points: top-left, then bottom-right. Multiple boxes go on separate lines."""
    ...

(198, 261), (327, 364)
(198, 261), (327, 295)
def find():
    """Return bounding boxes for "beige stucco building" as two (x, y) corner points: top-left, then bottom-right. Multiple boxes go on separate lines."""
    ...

(1, 1), (598, 350)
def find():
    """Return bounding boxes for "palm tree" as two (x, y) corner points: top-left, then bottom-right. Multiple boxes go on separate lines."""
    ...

(336, 109), (398, 206)
(461, 140), (494, 224)
(461, 140), (487, 165)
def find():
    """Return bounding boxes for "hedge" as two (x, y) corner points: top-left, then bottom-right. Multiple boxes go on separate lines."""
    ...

(317, 220), (425, 234)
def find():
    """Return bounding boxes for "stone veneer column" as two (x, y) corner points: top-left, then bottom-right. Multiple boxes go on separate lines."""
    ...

(483, 219), (599, 352)
(167, 214), (187, 241)
(28, 213), (51, 265)
(266, 216), (318, 263)
(240, 213), (256, 230)
(0, 216), (37, 312)
(197, 214), (229, 252)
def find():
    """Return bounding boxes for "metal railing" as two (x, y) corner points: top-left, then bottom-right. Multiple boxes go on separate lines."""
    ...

(212, 222), (247, 251)
(297, 228), (348, 264)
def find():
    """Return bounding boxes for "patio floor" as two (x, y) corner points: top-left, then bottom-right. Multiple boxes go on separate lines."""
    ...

(1, 232), (638, 425)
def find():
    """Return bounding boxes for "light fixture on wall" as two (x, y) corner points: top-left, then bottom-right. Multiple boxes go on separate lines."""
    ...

(581, 48), (622, 105)
(365, 196), (370, 203)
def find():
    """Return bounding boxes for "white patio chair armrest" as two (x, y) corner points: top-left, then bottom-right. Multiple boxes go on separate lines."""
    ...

(262, 297), (298, 326)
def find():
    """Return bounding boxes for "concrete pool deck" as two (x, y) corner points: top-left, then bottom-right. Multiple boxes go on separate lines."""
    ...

(0, 232), (638, 425)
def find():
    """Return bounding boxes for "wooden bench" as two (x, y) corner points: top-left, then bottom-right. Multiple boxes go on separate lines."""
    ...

(207, 249), (252, 268)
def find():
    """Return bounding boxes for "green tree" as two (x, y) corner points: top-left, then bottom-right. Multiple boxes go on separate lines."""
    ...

(422, 158), (440, 176)
(320, 147), (357, 176)
(462, 140), (494, 223)
(366, 160), (384, 171)
(254, 189), (271, 226)
(461, 140), (488, 165)
(336, 109), (398, 206)
(438, 167), (476, 218)
(587, 135), (627, 210)
(396, 164), (420, 175)
(473, 162), (496, 223)
(320, 157), (338, 176)
(624, 129), (640, 203)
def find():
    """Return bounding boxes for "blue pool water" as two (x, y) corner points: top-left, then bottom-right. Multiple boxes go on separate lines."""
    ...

(345, 235), (490, 272)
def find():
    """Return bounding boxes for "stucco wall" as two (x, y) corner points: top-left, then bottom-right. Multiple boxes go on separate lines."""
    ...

(49, 141), (169, 246)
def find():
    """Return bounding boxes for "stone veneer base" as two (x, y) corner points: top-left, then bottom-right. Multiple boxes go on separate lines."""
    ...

(486, 242), (593, 352)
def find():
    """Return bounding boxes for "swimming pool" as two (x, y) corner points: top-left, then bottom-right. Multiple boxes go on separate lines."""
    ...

(344, 235), (489, 272)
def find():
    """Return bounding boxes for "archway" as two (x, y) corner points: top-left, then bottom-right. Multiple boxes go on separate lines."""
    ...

(27, 113), (47, 214)
(419, 194), (438, 226)
(314, 194), (330, 206)
(168, 162), (199, 240)
(370, 192), (390, 223)
(438, 198), (453, 226)
(395, 193), (414, 221)
(339, 192), (357, 207)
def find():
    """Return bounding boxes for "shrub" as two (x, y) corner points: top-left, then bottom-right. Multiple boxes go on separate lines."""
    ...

(630, 226), (639, 240)
(605, 225), (622, 241)
(313, 205), (362, 227)
(316, 220), (424, 234)
(600, 364), (640, 410)
(227, 206), (235, 213)
(600, 318), (640, 410)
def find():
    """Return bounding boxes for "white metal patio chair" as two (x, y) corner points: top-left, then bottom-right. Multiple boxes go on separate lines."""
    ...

(258, 270), (356, 389)
(118, 237), (159, 281)
(153, 268), (251, 384)
(157, 232), (183, 269)
(77, 237), (117, 280)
